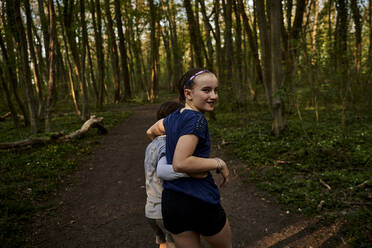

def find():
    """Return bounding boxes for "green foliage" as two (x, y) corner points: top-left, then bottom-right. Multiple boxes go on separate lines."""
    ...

(0, 109), (131, 247)
(209, 103), (372, 246)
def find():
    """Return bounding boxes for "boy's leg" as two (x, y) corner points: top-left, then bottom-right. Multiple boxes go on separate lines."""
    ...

(147, 218), (166, 245)
(165, 231), (176, 248)
(202, 218), (232, 248)
(156, 219), (176, 248)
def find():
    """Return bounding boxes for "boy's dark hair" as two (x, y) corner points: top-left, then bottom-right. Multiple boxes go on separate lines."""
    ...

(157, 101), (183, 120)
(178, 68), (214, 104)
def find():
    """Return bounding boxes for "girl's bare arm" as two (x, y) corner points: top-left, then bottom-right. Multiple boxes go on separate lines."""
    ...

(172, 134), (229, 186)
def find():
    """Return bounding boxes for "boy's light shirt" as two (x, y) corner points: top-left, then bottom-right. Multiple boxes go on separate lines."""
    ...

(144, 135), (187, 219)
(157, 156), (189, 180)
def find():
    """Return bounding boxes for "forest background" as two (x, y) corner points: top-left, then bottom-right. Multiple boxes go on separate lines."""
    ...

(0, 0), (371, 247)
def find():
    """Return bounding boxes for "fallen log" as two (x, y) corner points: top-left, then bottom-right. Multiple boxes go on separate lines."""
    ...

(0, 112), (24, 122)
(59, 115), (107, 140)
(0, 115), (107, 149)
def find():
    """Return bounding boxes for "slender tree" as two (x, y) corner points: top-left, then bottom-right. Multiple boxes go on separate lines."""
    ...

(369, 0), (372, 72)
(160, 24), (173, 90)
(199, 0), (214, 70)
(291, 0), (307, 56)
(233, 0), (243, 97)
(63, 0), (89, 120)
(149, 0), (160, 100)
(270, 0), (285, 136)
(0, 23), (29, 125)
(57, 0), (81, 116)
(184, 0), (204, 67)
(167, 0), (183, 91)
(222, 0), (234, 97)
(335, 0), (349, 82)
(255, 0), (273, 108)
(92, 0), (105, 109)
(114, 0), (131, 101)
(0, 63), (19, 128)
(24, 0), (44, 118)
(238, 0), (263, 87)
(105, 0), (121, 103)
(8, 0), (39, 133)
(214, 0), (223, 77)
(45, 0), (56, 132)
(132, 0), (147, 95)
(350, 0), (362, 74)
(37, 0), (49, 70)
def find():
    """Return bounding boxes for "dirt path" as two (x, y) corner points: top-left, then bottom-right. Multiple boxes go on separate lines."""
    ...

(29, 104), (347, 248)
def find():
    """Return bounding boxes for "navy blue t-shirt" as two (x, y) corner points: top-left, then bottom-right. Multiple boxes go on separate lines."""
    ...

(163, 109), (220, 204)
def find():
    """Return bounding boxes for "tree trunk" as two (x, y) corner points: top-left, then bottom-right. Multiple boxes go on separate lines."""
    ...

(311, 0), (319, 63)
(242, 25), (256, 101)
(184, 0), (204, 68)
(160, 24), (173, 91)
(8, 0), (39, 133)
(149, 0), (160, 101)
(132, 1), (147, 95)
(78, 0), (89, 119)
(350, 0), (362, 74)
(270, 0), (285, 136)
(335, 0), (349, 87)
(63, 0), (89, 120)
(291, 0), (306, 56)
(369, 0), (372, 72)
(114, 0), (132, 101)
(168, 0), (183, 92)
(286, 0), (293, 33)
(238, 0), (263, 88)
(233, 0), (243, 102)
(24, 0), (45, 119)
(255, 0), (272, 108)
(214, 0), (223, 78)
(56, 0), (81, 116)
(37, 0), (50, 71)
(222, 0), (234, 97)
(0, 63), (19, 128)
(45, 0), (56, 132)
(87, 39), (98, 101)
(92, 0), (105, 109)
(0, 23), (29, 126)
(199, 0), (214, 70)
(105, 0), (121, 104)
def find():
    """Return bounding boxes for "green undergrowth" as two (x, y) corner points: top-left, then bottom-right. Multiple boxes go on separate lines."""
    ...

(0, 109), (131, 247)
(209, 104), (371, 247)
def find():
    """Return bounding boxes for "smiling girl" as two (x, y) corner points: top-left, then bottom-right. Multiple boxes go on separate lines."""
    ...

(146, 68), (232, 248)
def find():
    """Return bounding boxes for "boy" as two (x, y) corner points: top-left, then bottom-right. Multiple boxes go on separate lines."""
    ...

(144, 101), (184, 248)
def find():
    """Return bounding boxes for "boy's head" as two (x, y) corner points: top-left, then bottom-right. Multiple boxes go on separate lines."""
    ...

(157, 101), (183, 120)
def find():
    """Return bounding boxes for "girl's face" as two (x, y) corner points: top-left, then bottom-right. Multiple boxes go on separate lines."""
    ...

(185, 73), (219, 113)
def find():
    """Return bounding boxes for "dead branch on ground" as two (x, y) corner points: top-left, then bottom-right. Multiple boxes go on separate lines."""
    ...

(0, 115), (107, 149)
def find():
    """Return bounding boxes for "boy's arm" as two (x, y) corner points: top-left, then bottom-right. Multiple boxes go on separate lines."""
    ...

(156, 156), (189, 180)
(156, 156), (208, 180)
(146, 119), (165, 140)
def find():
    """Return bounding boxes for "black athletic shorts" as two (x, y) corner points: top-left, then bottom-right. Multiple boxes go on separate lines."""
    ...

(161, 188), (227, 236)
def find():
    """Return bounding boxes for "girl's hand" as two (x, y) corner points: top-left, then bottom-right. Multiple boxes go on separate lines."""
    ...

(215, 158), (229, 187)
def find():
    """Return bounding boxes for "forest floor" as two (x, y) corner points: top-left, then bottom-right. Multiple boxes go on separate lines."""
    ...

(27, 103), (349, 248)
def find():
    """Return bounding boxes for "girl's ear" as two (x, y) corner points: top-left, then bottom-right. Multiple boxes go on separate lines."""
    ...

(184, 88), (192, 101)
